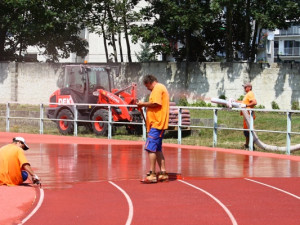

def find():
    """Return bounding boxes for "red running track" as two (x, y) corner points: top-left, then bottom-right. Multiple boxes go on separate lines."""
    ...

(1, 132), (300, 225)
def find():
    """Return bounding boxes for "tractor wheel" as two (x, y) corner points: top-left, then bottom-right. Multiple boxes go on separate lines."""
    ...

(92, 109), (109, 136)
(57, 109), (74, 135)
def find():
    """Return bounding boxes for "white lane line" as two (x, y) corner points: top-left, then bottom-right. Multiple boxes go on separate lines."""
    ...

(109, 181), (133, 225)
(245, 178), (300, 200)
(20, 188), (44, 224)
(178, 180), (238, 225)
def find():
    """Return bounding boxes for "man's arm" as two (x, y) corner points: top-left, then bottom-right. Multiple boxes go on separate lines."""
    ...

(137, 102), (161, 108)
(247, 99), (257, 107)
(23, 163), (40, 184)
(22, 163), (35, 176)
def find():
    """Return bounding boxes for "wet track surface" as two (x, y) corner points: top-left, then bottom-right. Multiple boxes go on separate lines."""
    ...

(1, 133), (300, 225)
(22, 143), (300, 189)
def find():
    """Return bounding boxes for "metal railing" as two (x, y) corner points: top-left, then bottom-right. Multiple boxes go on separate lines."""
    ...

(274, 47), (300, 56)
(1, 102), (300, 155)
(276, 26), (300, 36)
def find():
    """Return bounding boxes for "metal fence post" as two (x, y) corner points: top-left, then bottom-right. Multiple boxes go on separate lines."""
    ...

(177, 107), (182, 144)
(40, 104), (44, 134)
(249, 110), (254, 151)
(286, 111), (291, 155)
(108, 106), (112, 139)
(6, 103), (10, 132)
(213, 109), (218, 147)
(74, 105), (78, 136)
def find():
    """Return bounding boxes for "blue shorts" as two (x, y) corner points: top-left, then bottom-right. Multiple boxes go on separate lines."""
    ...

(145, 128), (165, 152)
(22, 170), (28, 181)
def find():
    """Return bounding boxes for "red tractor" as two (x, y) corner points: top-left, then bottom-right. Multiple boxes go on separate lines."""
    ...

(47, 64), (143, 136)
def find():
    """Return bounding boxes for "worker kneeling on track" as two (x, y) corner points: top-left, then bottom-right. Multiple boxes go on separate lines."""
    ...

(0, 137), (40, 186)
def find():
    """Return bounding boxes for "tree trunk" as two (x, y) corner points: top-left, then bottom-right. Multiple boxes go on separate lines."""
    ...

(0, 28), (7, 61)
(111, 34), (118, 62)
(225, 1), (233, 62)
(250, 21), (259, 62)
(118, 31), (124, 62)
(184, 30), (191, 89)
(122, 12), (132, 62)
(107, 6), (118, 62)
(243, 0), (251, 61)
(101, 24), (109, 62)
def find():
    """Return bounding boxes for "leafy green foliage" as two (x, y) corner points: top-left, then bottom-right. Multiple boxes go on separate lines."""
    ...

(291, 101), (300, 110)
(271, 101), (280, 110)
(218, 94), (226, 107)
(178, 97), (188, 106)
(191, 100), (211, 107)
(0, 0), (89, 62)
(135, 43), (156, 62)
(177, 97), (212, 107)
(131, 0), (223, 61)
(131, 0), (300, 62)
(255, 104), (265, 109)
(1, 0), (299, 63)
(238, 95), (244, 101)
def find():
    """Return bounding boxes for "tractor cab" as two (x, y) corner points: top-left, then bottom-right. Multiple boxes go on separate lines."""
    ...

(56, 65), (112, 104)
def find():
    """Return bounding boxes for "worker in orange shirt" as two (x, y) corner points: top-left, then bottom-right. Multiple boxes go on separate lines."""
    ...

(238, 82), (257, 149)
(137, 74), (169, 183)
(0, 137), (40, 186)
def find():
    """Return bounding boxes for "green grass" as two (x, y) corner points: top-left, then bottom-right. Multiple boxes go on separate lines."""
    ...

(1, 104), (300, 156)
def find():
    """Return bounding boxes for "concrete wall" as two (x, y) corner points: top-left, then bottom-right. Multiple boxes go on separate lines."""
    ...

(0, 62), (62, 105)
(0, 62), (300, 109)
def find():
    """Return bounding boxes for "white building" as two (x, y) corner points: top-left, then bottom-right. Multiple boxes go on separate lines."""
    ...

(259, 25), (300, 63)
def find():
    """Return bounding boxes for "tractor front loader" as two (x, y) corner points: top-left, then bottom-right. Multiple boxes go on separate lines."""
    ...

(47, 64), (143, 136)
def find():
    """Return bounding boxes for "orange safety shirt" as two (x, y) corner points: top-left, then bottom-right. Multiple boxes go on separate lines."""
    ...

(146, 83), (170, 132)
(0, 144), (29, 186)
(242, 90), (256, 107)
(242, 90), (256, 129)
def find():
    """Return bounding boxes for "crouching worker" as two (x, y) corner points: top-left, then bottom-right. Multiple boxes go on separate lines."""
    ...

(0, 137), (40, 186)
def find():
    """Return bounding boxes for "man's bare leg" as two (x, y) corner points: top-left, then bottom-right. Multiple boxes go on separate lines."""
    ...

(143, 152), (157, 183)
(156, 151), (166, 172)
(148, 152), (157, 172)
(156, 151), (168, 181)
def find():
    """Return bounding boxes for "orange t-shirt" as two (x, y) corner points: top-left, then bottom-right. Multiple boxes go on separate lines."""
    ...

(242, 90), (256, 129)
(146, 83), (170, 132)
(242, 90), (256, 107)
(0, 144), (29, 186)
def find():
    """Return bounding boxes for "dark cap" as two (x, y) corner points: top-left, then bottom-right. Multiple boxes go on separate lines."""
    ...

(242, 82), (252, 87)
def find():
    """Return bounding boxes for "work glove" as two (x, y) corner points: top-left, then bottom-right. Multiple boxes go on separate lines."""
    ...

(32, 174), (41, 185)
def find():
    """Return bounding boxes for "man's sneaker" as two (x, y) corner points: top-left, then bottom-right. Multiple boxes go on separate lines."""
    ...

(158, 171), (169, 182)
(141, 172), (157, 184)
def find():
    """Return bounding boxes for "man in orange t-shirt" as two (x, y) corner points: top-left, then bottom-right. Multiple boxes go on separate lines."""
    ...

(239, 83), (257, 149)
(137, 74), (169, 183)
(0, 137), (40, 186)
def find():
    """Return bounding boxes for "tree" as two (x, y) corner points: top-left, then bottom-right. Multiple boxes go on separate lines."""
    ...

(131, 0), (225, 62)
(87, 0), (139, 63)
(135, 43), (156, 62)
(211, 0), (300, 62)
(132, 0), (300, 63)
(0, 0), (89, 62)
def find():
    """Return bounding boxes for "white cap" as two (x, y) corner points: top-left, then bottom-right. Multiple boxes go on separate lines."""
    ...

(13, 137), (29, 150)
